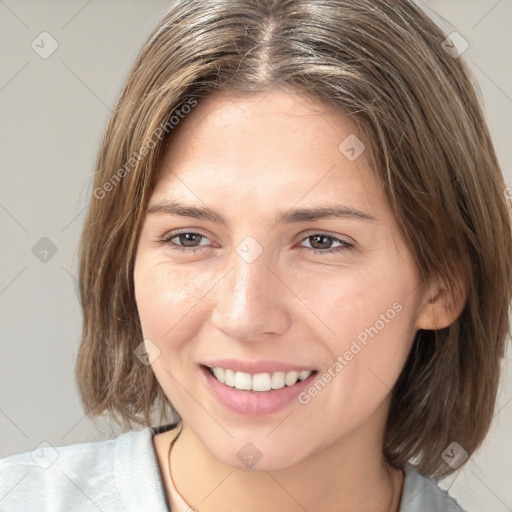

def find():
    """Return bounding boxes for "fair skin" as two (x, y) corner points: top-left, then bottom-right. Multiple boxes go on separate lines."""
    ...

(134, 88), (464, 512)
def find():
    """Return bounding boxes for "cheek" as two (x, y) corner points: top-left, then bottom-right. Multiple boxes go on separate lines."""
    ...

(298, 256), (418, 423)
(302, 256), (415, 345)
(331, 281), (414, 355)
(134, 258), (212, 340)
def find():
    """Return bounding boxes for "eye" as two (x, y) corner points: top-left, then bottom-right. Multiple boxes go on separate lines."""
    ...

(299, 233), (352, 255)
(160, 231), (211, 253)
(159, 230), (352, 256)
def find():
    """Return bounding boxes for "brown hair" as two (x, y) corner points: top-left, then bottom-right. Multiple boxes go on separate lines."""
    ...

(75, 0), (512, 479)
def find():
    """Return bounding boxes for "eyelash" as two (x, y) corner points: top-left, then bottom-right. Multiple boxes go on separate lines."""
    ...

(159, 230), (353, 255)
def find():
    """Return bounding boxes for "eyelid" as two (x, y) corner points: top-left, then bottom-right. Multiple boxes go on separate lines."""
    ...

(160, 229), (212, 245)
(161, 227), (210, 239)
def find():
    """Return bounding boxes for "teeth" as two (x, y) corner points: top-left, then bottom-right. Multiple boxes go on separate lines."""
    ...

(224, 369), (235, 387)
(253, 372), (272, 391)
(209, 367), (313, 392)
(298, 370), (312, 381)
(285, 371), (299, 386)
(271, 372), (286, 390)
(234, 371), (252, 390)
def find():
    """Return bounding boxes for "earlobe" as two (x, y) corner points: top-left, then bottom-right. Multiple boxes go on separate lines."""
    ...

(415, 279), (467, 331)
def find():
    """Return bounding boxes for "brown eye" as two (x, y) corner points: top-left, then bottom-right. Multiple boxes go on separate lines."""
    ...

(173, 232), (204, 247)
(300, 233), (352, 255)
(161, 231), (210, 252)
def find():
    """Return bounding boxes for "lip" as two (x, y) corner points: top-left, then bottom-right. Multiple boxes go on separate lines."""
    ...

(199, 364), (319, 415)
(200, 358), (317, 374)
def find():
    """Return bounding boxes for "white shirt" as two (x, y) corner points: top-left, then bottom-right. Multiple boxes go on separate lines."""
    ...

(0, 423), (466, 511)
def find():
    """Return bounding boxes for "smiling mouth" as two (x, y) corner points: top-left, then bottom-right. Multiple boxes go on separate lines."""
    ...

(203, 364), (318, 393)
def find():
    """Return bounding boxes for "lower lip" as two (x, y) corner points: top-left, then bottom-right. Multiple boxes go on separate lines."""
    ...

(199, 365), (318, 415)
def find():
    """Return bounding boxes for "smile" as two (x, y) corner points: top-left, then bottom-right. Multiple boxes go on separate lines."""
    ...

(206, 365), (316, 392)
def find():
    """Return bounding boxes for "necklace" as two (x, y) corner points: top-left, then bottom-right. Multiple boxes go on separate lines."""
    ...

(167, 428), (399, 512)
(166, 425), (194, 511)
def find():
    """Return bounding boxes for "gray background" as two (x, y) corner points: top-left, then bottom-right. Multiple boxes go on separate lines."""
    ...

(0, 1), (511, 510)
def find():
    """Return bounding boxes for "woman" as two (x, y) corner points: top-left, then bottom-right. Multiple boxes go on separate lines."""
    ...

(1, 0), (511, 510)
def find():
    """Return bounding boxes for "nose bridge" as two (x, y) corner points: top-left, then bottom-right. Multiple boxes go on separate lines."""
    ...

(211, 239), (289, 339)
(230, 258), (258, 319)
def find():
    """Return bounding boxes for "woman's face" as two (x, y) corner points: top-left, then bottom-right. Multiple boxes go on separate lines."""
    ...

(134, 88), (428, 470)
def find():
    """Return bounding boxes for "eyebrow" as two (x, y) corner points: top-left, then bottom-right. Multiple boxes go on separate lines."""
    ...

(146, 200), (377, 225)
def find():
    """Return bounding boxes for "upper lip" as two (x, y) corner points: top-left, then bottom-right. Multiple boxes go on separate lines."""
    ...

(201, 359), (318, 374)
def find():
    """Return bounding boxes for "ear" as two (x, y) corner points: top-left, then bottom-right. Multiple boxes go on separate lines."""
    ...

(415, 276), (467, 330)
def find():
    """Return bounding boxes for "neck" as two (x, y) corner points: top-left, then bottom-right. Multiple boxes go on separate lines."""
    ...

(169, 418), (403, 512)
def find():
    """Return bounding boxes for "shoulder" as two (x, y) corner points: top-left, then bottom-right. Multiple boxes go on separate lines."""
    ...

(399, 463), (467, 512)
(0, 427), (157, 511)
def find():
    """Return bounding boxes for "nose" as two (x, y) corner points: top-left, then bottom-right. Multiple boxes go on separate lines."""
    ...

(210, 244), (292, 342)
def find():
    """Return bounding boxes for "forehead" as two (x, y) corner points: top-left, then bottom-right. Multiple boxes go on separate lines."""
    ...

(151, 88), (384, 216)
(164, 88), (362, 162)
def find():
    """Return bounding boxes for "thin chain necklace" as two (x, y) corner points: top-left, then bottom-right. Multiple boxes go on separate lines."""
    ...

(166, 425), (192, 511)
(167, 428), (398, 512)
